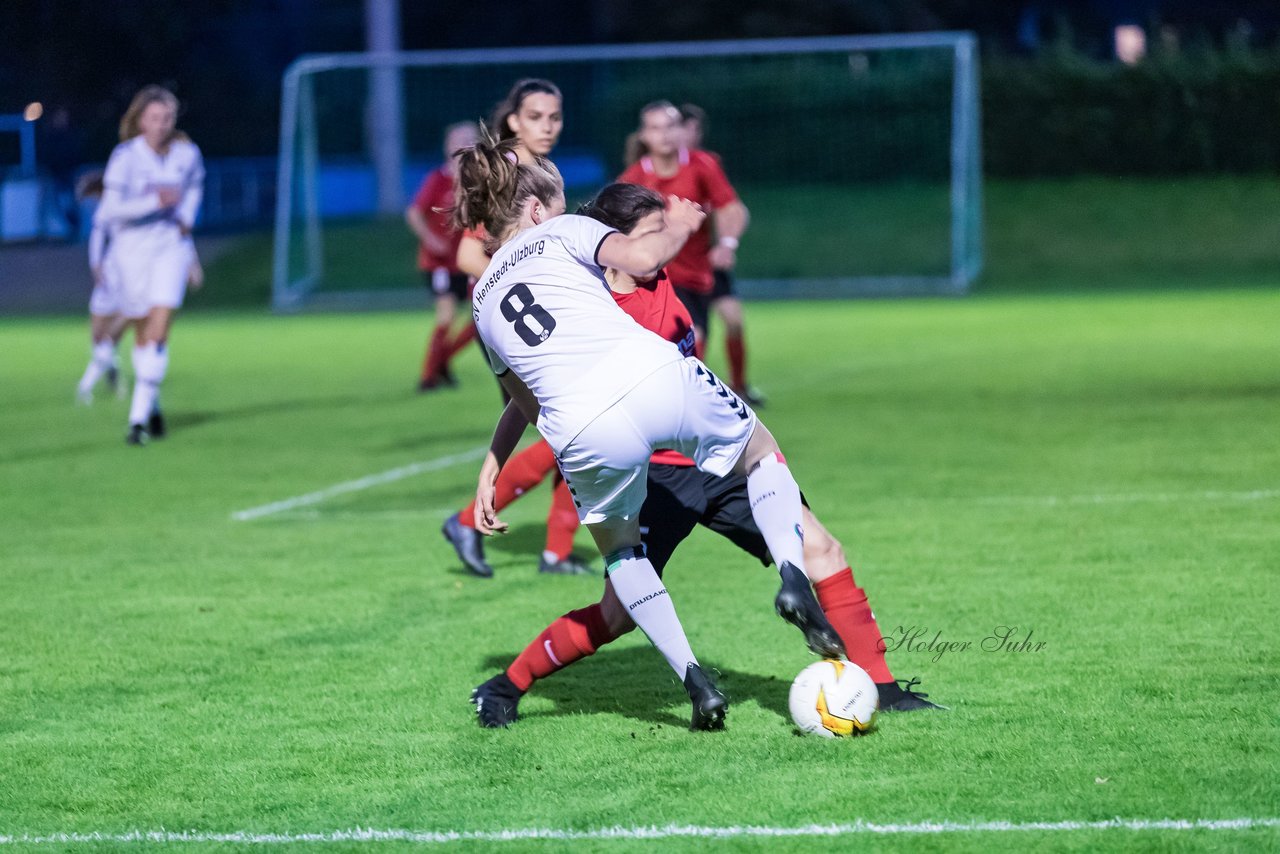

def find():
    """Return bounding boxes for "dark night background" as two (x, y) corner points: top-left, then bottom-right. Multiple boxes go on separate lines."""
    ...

(2, 0), (1278, 161)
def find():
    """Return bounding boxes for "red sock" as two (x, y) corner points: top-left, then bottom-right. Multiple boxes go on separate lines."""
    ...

(815, 568), (894, 683)
(458, 440), (558, 529)
(446, 323), (476, 358)
(726, 331), (746, 389)
(422, 325), (449, 381)
(694, 335), (706, 362)
(506, 604), (619, 692)
(544, 475), (580, 560)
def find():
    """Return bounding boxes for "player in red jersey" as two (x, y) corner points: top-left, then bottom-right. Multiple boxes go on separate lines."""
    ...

(678, 103), (765, 406)
(407, 122), (478, 391)
(618, 100), (764, 407)
(441, 81), (589, 578)
(470, 183), (944, 728)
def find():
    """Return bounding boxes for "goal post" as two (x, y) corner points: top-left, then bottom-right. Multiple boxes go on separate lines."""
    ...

(273, 33), (982, 312)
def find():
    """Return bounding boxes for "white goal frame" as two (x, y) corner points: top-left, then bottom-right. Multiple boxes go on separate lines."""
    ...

(273, 33), (982, 311)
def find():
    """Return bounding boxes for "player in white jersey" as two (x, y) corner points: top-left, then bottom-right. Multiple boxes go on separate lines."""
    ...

(95, 85), (204, 445)
(74, 172), (127, 403)
(457, 131), (823, 731)
(75, 170), (206, 405)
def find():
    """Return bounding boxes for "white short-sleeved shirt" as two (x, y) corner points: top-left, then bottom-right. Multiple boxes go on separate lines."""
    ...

(473, 214), (684, 453)
(99, 135), (204, 245)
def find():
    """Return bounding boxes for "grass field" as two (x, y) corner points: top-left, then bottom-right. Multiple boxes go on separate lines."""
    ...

(197, 177), (1280, 307)
(2, 284), (1278, 850)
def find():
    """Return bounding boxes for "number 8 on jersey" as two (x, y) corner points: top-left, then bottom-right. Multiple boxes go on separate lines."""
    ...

(500, 283), (557, 346)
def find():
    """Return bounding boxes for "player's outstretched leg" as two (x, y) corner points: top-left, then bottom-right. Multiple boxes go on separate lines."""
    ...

(740, 442), (846, 659)
(469, 602), (623, 728)
(76, 339), (116, 405)
(471, 672), (522, 727)
(879, 677), (948, 712)
(774, 561), (846, 659)
(683, 662), (727, 731)
(126, 340), (167, 445)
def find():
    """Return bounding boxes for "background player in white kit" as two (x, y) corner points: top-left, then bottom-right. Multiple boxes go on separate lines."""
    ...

(456, 131), (837, 730)
(74, 171), (204, 405)
(95, 85), (204, 445)
(74, 172), (128, 404)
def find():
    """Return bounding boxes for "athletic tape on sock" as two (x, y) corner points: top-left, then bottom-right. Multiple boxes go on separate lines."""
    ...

(604, 544), (646, 575)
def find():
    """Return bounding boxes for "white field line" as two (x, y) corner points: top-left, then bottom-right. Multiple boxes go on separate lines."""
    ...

(964, 488), (1280, 507)
(1, 818), (1277, 845)
(230, 448), (487, 522)
(260, 507), (461, 522)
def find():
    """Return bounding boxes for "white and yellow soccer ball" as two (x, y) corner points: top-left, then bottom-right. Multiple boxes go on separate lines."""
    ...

(789, 658), (879, 737)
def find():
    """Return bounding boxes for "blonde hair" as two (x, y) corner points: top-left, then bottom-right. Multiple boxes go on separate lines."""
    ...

(453, 124), (563, 252)
(118, 85), (180, 143)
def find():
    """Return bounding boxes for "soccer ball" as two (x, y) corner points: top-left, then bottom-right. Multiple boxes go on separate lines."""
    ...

(789, 659), (879, 737)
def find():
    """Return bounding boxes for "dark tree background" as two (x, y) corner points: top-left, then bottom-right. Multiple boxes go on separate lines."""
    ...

(0, 0), (1276, 159)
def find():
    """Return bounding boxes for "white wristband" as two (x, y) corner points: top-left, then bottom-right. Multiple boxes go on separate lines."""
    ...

(717, 236), (739, 250)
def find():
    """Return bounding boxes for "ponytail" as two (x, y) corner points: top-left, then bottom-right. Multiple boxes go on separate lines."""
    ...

(453, 123), (564, 251)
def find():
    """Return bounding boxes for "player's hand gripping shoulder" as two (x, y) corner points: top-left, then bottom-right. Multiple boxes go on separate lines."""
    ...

(597, 196), (705, 278)
(666, 195), (707, 233)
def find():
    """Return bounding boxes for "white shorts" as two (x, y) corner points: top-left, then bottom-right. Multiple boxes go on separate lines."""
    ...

(115, 238), (195, 318)
(555, 357), (757, 525)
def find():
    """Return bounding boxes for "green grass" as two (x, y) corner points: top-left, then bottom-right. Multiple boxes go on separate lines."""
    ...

(200, 177), (1280, 307)
(2, 289), (1278, 851)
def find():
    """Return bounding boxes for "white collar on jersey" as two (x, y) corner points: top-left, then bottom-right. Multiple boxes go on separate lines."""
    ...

(640, 146), (690, 175)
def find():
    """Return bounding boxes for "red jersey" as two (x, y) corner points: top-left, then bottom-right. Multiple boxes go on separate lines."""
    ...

(411, 167), (462, 271)
(611, 272), (697, 467)
(617, 147), (738, 294)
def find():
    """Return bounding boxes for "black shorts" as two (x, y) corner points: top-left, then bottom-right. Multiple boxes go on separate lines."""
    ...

(673, 287), (711, 335)
(641, 463), (772, 575)
(711, 269), (735, 301)
(424, 269), (469, 301)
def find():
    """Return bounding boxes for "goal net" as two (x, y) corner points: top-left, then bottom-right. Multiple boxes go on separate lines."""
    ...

(273, 34), (982, 311)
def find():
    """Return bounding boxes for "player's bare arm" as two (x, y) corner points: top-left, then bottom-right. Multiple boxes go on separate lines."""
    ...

(709, 199), (749, 270)
(474, 375), (539, 534)
(405, 206), (452, 258)
(455, 234), (490, 278)
(596, 197), (704, 277)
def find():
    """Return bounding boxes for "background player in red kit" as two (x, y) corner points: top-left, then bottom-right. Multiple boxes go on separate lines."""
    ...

(407, 122), (478, 391)
(471, 183), (944, 727)
(618, 101), (764, 406)
(678, 103), (765, 406)
(441, 81), (591, 578)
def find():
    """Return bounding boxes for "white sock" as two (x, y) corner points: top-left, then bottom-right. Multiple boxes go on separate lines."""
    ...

(747, 452), (808, 575)
(77, 340), (116, 394)
(94, 339), (116, 371)
(151, 343), (169, 399)
(128, 342), (167, 426)
(77, 361), (102, 396)
(606, 546), (697, 678)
